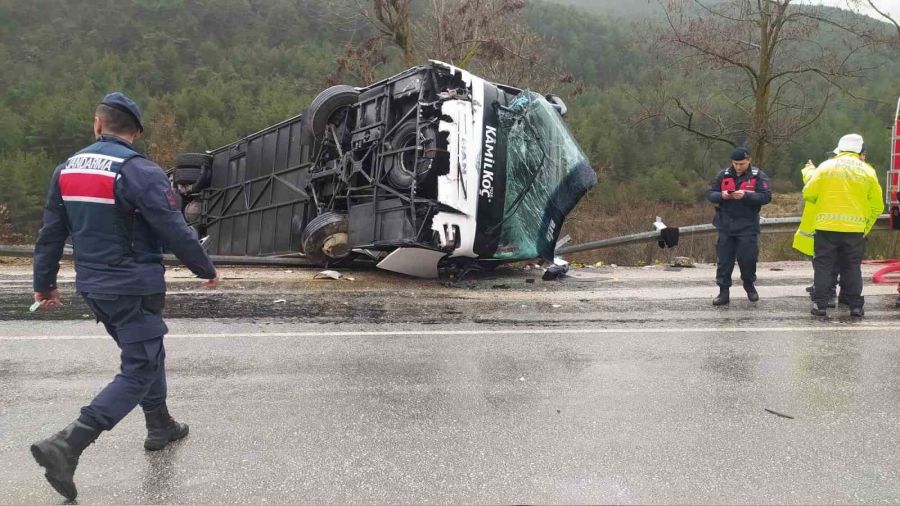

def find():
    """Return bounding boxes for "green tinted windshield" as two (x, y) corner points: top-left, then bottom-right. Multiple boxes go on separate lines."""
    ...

(491, 91), (592, 260)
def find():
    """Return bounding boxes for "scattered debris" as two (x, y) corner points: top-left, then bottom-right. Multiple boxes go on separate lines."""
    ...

(313, 270), (354, 281)
(525, 278), (535, 284)
(770, 267), (784, 271)
(543, 263), (569, 281)
(672, 256), (695, 268)
(492, 284), (511, 289)
(551, 304), (561, 308)
(285, 270), (294, 273)
(377, 247), (444, 278)
(764, 408), (794, 419)
(565, 271), (609, 282)
(664, 266), (683, 272)
(272, 299), (286, 304)
(653, 216), (667, 231)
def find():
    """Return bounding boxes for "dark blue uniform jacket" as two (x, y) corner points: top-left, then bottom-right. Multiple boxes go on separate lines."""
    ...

(33, 135), (215, 295)
(707, 165), (772, 236)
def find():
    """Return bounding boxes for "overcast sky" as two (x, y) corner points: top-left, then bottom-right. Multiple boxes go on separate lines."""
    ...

(802, 0), (900, 20)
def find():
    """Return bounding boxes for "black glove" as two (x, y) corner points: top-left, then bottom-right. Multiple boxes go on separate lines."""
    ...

(658, 227), (680, 248)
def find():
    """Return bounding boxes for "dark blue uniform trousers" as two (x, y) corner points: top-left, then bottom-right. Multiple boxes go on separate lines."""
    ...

(78, 293), (168, 431)
(813, 231), (865, 308)
(716, 233), (759, 289)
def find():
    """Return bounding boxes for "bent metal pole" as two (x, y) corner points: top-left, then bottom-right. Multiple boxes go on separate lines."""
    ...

(557, 215), (890, 255)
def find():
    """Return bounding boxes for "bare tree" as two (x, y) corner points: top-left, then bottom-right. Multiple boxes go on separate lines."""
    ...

(330, 0), (573, 93)
(354, 0), (415, 66)
(848, 0), (899, 40)
(415, 0), (567, 89)
(328, 37), (388, 86)
(640, 0), (890, 165)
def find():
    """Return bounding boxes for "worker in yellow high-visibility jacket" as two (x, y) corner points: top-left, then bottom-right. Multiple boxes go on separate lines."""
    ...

(793, 160), (819, 257)
(803, 133), (883, 317)
(794, 158), (842, 306)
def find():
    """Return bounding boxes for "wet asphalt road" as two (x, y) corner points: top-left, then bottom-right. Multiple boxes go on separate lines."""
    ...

(1, 262), (900, 504)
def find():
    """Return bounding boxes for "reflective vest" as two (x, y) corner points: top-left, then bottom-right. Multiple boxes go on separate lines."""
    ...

(709, 165), (771, 235)
(58, 138), (157, 265)
(719, 168), (760, 193)
(802, 153), (883, 234)
(792, 163), (818, 256)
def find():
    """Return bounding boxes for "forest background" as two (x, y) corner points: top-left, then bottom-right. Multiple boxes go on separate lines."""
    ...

(0, 0), (897, 264)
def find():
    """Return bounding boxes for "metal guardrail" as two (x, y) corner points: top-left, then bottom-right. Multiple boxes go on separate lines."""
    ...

(0, 245), (319, 267)
(1, 214), (892, 263)
(557, 214), (891, 255)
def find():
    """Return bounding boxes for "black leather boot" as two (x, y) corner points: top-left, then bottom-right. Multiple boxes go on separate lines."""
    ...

(144, 404), (189, 451)
(810, 302), (827, 317)
(895, 294), (900, 309)
(849, 306), (864, 318)
(743, 282), (759, 302)
(712, 289), (730, 306)
(30, 420), (101, 500)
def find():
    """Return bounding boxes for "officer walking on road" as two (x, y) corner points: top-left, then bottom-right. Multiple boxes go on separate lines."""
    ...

(804, 133), (883, 317)
(29, 92), (218, 500)
(707, 147), (772, 306)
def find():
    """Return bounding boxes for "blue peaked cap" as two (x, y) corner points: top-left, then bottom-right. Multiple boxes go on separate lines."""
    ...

(100, 92), (143, 132)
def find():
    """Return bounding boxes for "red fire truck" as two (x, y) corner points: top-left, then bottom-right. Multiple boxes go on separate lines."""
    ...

(888, 97), (899, 230)
(879, 97), (900, 306)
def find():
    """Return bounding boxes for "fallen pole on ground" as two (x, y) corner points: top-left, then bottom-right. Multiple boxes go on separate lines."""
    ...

(557, 214), (891, 255)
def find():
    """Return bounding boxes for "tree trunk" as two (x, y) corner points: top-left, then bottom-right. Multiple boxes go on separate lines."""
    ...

(752, 4), (773, 167)
(751, 83), (769, 166)
(399, 28), (415, 66)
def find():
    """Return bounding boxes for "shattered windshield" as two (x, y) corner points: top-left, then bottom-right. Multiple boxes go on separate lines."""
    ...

(491, 91), (593, 260)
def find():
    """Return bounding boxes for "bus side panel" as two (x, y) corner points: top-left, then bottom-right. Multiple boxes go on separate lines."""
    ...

(200, 115), (310, 256)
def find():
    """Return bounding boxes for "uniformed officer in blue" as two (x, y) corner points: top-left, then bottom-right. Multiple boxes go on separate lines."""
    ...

(29, 92), (218, 500)
(707, 147), (772, 305)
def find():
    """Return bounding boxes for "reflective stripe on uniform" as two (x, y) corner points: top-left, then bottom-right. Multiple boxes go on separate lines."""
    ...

(815, 213), (867, 224)
(62, 196), (116, 204)
(66, 153), (125, 164)
(59, 168), (117, 205)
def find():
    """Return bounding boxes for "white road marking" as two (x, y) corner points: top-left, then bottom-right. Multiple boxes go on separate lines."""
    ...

(2, 325), (899, 341)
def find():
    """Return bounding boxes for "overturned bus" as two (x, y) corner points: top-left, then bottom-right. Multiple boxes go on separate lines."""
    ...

(171, 61), (596, 276)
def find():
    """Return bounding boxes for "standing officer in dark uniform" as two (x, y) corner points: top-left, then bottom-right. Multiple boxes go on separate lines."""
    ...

(707, 147), (772, 305)
(29, 92), (218, 501)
